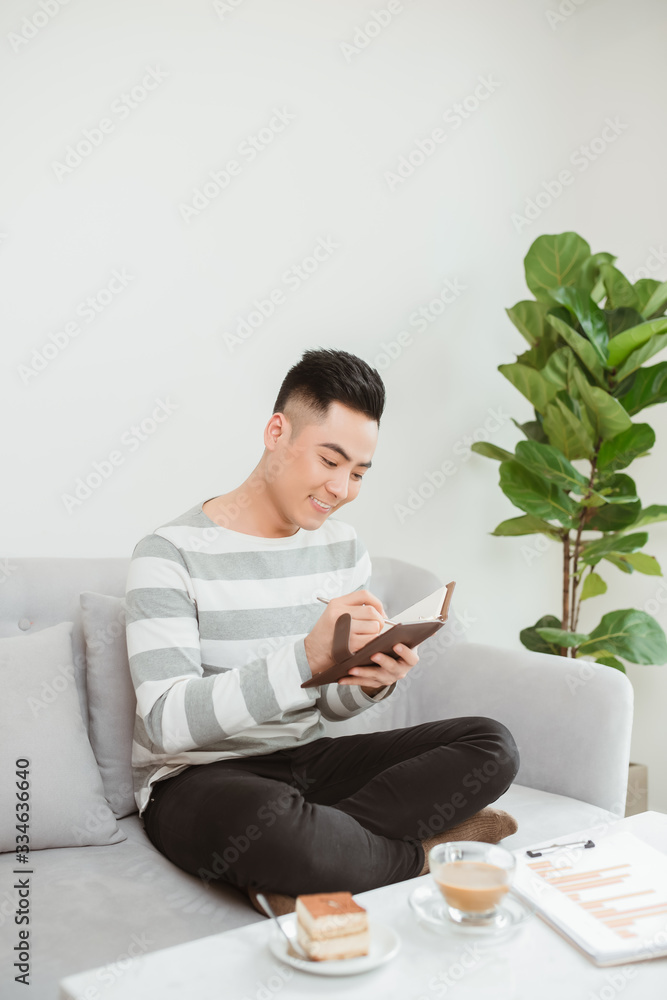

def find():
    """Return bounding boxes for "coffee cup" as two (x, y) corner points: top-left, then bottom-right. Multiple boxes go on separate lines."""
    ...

(429, 841), (516, 925)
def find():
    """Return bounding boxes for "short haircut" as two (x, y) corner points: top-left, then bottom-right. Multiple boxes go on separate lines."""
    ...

(272, 349), (385, 436)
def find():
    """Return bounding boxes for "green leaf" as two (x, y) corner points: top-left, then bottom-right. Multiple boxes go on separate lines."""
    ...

(605, 307), (646, 339)
(571, 367), (632, 440)
(490, 514), (562, 537)
(631, 504), (667, 529)
(597, 423), (655, 474)
(579, 609), (667, 665)
(549, 287), (609, 365)
(542, 397), (595, 460)
(617, 362), (667, 415)
(520, 614), (563, 654)
(524, 233), (592, 303)
(576, 252), (617, 298)
(586, 474), (641, 531)
(592, 654), (626, 671)
(536, 627), (590, 647)
(499, 460), (578, 526)
(580, 572), (607, 600)
(642, 280), (667, 319)
(614, 332), (667, 382)
(511, 417), (549, 443)
(470, 442), (516, 462)
(540, 346), (576, 390)
(546, 314), (608, 385)
(607, 318), (667, 368)
(506, 300), (553, 346)
(624, 552), (662, 575)
(603, 554), (633, 573)
(498, 363), (559, 414)
(581, 531), (649, 565)
(599, 263), (639, 310)
(633, 279), (661, 314)
(514, 439), (589, 493)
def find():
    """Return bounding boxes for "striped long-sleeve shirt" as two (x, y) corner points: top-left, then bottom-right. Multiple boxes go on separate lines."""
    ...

(125, 499), (397, 815)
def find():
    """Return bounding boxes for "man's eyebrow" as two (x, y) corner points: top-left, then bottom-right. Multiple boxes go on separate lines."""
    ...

(317, 442), (372, 469)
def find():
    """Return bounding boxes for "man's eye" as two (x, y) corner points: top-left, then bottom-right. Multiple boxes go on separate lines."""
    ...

(321, 457), (336, 467)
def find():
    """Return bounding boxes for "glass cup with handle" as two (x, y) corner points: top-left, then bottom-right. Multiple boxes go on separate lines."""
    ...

(429, 841), (516, 926)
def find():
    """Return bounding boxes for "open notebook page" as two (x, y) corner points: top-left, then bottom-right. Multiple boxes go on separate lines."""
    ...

(379, 585), (449, 635)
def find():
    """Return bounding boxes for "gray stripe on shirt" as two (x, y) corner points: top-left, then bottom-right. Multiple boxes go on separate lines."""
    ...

(183, 540), (358, 581)
(184, 675), (230, 743)
(198, 604), (319, 640)
(238, 658), (283, 723)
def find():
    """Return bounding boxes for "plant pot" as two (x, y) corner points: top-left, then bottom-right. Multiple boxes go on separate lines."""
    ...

(625, 762), (648, 817)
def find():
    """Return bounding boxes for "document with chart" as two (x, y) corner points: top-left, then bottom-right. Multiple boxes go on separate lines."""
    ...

(513, 831), (667, 966)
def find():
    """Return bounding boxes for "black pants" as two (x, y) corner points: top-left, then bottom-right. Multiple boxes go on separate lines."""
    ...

(142, 717), (519, 897)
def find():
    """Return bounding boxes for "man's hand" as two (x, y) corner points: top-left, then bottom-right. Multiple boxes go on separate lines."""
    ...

(337, 642), (419, 695)
(304, 589), (387, 675)
(303, 589), (420, 694)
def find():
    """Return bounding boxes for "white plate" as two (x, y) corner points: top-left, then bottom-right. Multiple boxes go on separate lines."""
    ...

(268, 915), (401, 976)
(409, 883), (533, 943)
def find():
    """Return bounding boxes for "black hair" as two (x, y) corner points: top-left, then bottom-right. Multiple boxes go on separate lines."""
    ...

(272, 348), (385, 428)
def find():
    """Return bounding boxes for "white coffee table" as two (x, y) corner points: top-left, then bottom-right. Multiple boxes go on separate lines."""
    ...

(59, 812), (667, 1000)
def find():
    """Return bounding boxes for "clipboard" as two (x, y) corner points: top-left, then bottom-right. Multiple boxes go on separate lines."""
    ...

(301, 581), (456, 688)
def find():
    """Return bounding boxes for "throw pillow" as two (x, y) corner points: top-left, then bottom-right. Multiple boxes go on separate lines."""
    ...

(79, 592), (137, 818)
(0, 621), (125, 851)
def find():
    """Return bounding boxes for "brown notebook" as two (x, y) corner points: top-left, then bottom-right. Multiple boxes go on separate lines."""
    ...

(301, 581), (456, 688)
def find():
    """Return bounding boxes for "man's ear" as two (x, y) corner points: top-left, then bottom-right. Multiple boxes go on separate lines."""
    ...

(264, 412), (290, 452)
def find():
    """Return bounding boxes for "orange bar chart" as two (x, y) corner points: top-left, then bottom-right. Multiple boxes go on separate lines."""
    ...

(527, 858), (667, 939)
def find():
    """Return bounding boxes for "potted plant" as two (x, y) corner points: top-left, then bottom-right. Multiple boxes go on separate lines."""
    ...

(472, 232), (667, 814)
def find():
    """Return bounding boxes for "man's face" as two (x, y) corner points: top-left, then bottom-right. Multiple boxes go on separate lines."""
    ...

(266, 401), (378, 530)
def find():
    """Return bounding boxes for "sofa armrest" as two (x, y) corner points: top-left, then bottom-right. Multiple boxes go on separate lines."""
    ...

(404, 641), (633, 815)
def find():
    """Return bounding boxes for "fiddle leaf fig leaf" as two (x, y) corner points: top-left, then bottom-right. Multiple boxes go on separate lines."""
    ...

(520, 615), (562, 654)
(578, 610), (667, 665)
(524, 233), (591, 303)
(597, 424), (655, 474)
(549, 287), (609, 365)
(580, 572), (607, 600)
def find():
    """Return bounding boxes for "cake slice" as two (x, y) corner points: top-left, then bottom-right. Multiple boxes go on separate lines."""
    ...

(295, 892), (370, 961)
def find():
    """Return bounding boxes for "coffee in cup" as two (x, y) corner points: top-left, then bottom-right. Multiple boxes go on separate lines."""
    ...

(429, 841), (516, 925)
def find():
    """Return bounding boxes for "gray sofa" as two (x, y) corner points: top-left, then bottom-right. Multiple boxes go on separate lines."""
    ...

(0, 556), (634, 999)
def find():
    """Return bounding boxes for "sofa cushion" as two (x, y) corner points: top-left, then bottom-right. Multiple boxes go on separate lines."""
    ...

(0, 621), (125, 851)
(80, 592), (137, 818)
(0, 813), (262, 999)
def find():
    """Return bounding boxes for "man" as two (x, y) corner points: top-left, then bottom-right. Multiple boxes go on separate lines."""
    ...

(124, 348), (519, 917)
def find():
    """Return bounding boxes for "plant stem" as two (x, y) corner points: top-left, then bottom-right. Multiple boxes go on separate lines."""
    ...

(561, 531), (570, 656)
(570, 443), (601, 638)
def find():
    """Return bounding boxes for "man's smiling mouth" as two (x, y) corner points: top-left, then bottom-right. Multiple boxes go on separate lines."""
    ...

(309, 495), (332, 511)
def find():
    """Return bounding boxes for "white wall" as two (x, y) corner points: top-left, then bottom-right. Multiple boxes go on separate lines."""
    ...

(3, 0), (667, 808)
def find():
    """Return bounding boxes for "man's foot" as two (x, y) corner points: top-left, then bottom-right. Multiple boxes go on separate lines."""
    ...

(419, 807), (518, 876)
(245, 886), (297, 917)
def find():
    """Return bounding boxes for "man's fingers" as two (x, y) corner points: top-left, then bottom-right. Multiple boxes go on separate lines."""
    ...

(341, 589), (386, 617)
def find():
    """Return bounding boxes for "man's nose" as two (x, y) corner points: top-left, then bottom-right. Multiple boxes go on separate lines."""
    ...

(326, 472), (349, 501)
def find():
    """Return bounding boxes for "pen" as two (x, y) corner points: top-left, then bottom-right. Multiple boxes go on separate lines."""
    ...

(316, 596), (398, 626)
